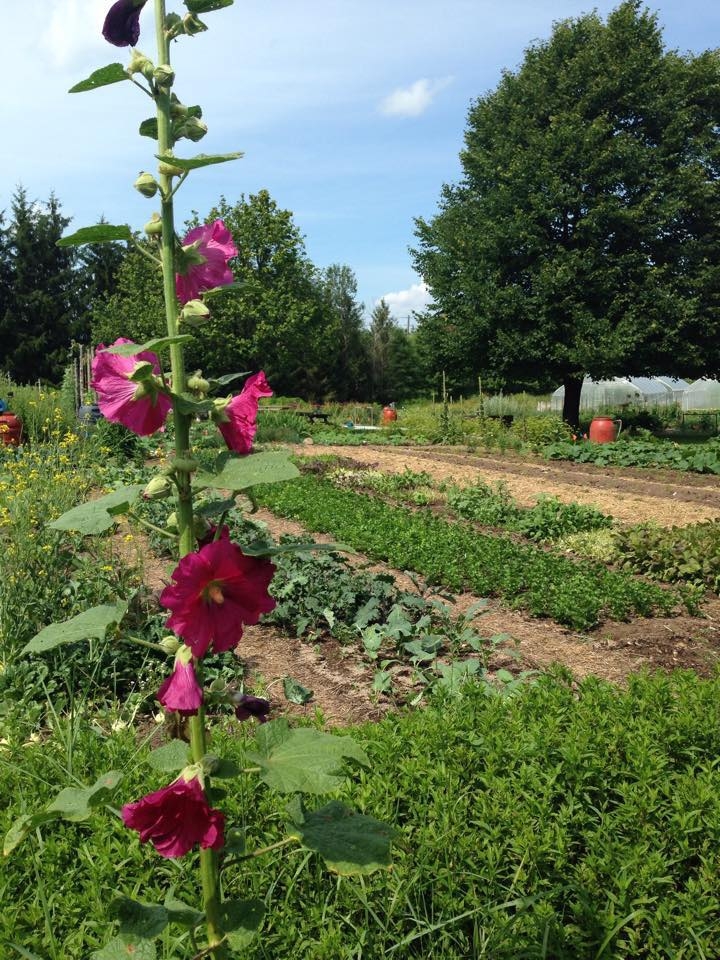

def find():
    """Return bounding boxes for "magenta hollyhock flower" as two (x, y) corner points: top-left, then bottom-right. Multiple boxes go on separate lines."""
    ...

(122, 773), (224, 859)
(159, 538), (276, 658)
(91, 338), (172, 436)
(234, 693), (271, 724)
(175, 219), (237, 305)
(157, 658), (203, 715)
(102, 0), (147, 46)
(217, 371), (273, 454)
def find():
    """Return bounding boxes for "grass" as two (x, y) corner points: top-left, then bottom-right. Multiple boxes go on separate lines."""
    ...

(3, 671), (720, 957)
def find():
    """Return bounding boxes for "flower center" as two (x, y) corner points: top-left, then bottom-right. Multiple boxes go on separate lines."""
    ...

(203, 581), (225, 605)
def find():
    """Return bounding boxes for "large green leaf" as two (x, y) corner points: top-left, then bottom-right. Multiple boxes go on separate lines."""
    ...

(220, 899), (264, 950)
(147, 740), (190, 772)
(110, 897), (169, 939)
(163, 891), (203, 928)
(23, 602), (129, 654)
(4, 811), (60, 856)
(46, 770), (123, 821)
(185, 0), (234, 12)
(196, 451), (299, 492)
(139, 118), (158, 140)
(57, 224), (132, 247)
(155, 151), (242, 170)
(69, 63), (128, 93)
(91, 936), (156, 960)
(48, 485), (144, 534)
(104, 336), (192, 356)
(247, 719), (369, 794)
(287, 799), (396, 875)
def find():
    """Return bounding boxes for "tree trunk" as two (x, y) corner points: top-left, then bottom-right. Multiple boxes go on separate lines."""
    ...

(562, 374), (583, 430)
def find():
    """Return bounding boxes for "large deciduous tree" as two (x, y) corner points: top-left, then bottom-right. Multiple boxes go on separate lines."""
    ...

(412, 1), (720, 426)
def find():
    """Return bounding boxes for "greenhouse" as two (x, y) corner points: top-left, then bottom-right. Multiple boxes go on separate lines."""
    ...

(682, 378), (720, 410)
(551, 376), (688, 412)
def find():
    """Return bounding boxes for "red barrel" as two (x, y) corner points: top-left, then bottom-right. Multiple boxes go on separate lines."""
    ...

(589, 416), (621, 443)
(381, 406), (398, 424)
(0, 413), (23, 446)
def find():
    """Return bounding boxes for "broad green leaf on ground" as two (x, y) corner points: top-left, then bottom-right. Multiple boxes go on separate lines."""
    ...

(23, 602), (129, 654)
(247, 718), (369, 794)
(109, 897), (169, 939)
(91, 936), (156, 960)
(48, 485), (144, 534)
(4, 811), (61, 856)
(436, 658), (482, 694)
(57, 224), (132, 247)
(104, 336), (192, 356)
(147, 740), (190, 773)
(283, 676), (313, 705)
(220, 899), (265, 950)
(240, 540), (349, 558)
(195, 451), (299, 492)
(155, 151), (242, 170)
(47, 770), (123, 821)
(69, 63), (128, 93)
(287, 799), (396, 875)
(163, 891), (203, 928)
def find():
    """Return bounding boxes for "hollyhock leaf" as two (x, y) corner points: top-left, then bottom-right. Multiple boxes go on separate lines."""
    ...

(4, 811), (61, 856)
(205, 756), (241, 778)
(287, 800), (396, 876)
(163, 891), (203, 928)
(105, 335), (192, 356)
(194, 498), (237, 518)
(57, 224), (132, 247)
(23, 603), (129, 654)
(110, 897), (169, 939)
(247, 719), (369, 794)
(221, 899), (265, 950)
(91, 936), (156, 960)
(283, 676), (313, 705)
(48, 485), (144, 534)
(206, 371), (251, 391)
(195, 451), (299, 493)
(139, 118), (159, 139)
(47, 770), (123, 821)
(171, 393), (216, 416)
(147, 740), (191, 772)
(155, 151), (243, 170)
(69, 63), (129, 94)
(185, 0), (234, 12)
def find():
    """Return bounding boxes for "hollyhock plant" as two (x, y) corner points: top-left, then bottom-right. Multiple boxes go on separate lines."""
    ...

(233, 693), (271, 724)
(175, 219), (237, 304)
(102, 0), (148, 47)
(160, 537), (276, 658)
(91, 338), (172, 435)
(215, 370), (273, 454)
(157, 649), (203, 715)
(122, 771), (224, 859)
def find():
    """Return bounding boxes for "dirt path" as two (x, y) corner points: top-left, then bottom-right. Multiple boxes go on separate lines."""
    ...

(291, 443), (720, 526)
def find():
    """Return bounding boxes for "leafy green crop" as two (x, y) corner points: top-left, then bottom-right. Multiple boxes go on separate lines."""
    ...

(543, 437), (720, 473)
(254, 476), (681, 630)
(615, 520), (720, 592)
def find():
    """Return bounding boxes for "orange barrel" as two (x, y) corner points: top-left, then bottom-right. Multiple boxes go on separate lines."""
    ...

(589, 416), (621, 443)
(381, 406), (397, 424)
(0, 413), (23, 446)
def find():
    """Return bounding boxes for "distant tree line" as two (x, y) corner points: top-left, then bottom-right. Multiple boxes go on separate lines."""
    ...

(0, 186), (425, 403)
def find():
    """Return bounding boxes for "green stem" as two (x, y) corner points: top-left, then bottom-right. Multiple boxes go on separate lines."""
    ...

(222, 836), (297, 868)
(119, 635), (168, 653)
(126, 510), (176, 540)
(154, 2), (224, 956)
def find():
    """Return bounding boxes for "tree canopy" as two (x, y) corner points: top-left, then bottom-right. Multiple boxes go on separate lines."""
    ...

(412, 1), (720, 424)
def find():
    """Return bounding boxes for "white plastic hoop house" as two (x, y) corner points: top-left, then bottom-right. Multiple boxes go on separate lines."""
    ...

(683, 379), (720, 411)
(551, 376), (687, 412)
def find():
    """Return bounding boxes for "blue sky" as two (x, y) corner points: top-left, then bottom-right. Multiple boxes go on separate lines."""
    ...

(5, 0), (720, 320)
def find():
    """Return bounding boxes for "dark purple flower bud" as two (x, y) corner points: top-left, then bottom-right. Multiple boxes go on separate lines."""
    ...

(102, 0), (148, 47)
(234, 694), (271, 724)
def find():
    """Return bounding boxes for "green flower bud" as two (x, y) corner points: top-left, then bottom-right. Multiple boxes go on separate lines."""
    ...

(177, 116), (208, 143)
(159, 636), (181, 655)
(211, 395), (231, 424)
(134, 172), (159, 198)
(142, 474), (173, 501)
(144, 213), (162, 236)
(128, 361), (155, 383)
(187, 371), (211, 394)
(169, 98), (190, 119)
(128, 49), (153, 77)
(166, 511), (178, 534)
(165, 12), (184, 40)
(183, 13), (208, 35)
(158, 160), (184, 178)
(153, 65), (175, 87)
(179, 298), (211, 327)
(170, 457), (200, 473)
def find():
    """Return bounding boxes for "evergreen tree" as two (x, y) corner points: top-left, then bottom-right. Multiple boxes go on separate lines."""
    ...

(320, 264), (369, 399)
(0, 187), (83, 383)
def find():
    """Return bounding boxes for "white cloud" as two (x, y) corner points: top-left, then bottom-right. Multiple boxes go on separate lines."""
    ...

(377, 281), (432, 318)
(40, 0), (112, 68)
(379, 77), (453, 117)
